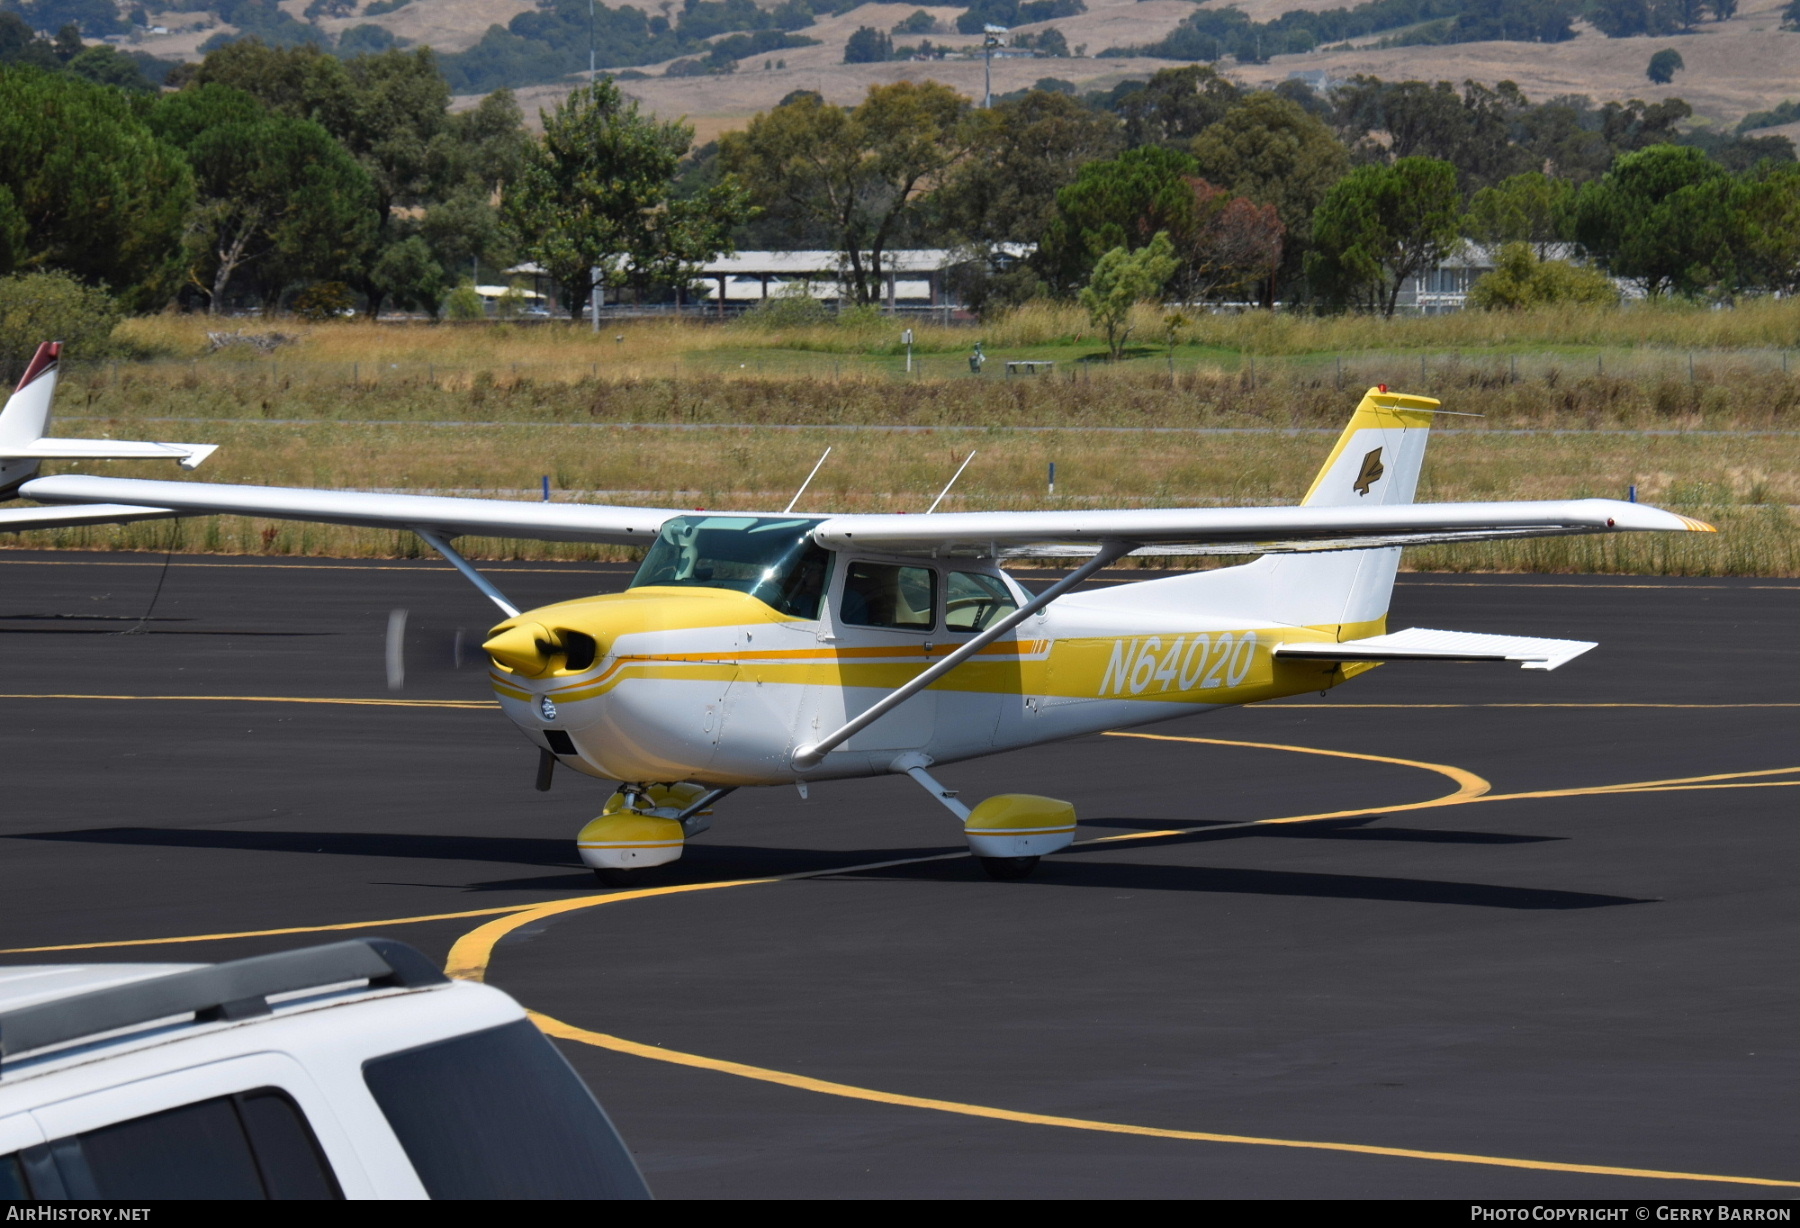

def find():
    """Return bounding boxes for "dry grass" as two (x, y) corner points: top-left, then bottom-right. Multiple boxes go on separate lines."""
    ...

(24, 308), (1800, 573)
(60, 345), (1800, 431)
(114, 297), (1800, 371)
(11, 400), (1796, 573)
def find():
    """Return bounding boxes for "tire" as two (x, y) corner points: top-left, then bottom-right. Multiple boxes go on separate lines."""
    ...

(594, 866), (655, 888)
(978, 855), (1040, 881)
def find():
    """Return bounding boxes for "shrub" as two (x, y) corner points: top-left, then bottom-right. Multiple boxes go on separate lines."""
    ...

(1469, 243), (1619, 310)
(0, 271), (121, 374)
(443, 281), (485, 321)
(737, 292), (832, 328)
(292, 281), (356, 321)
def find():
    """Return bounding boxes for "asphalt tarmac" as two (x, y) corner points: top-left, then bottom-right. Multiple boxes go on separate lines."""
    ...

(0, 550), (1794, 1199)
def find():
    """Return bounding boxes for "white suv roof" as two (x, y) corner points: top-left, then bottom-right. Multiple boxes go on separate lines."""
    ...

(0, 939), (650, 1200)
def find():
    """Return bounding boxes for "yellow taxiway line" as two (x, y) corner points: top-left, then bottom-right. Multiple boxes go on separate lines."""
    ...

(11, 732), (1797, 1188)
(525, 1010), (1799, 1189)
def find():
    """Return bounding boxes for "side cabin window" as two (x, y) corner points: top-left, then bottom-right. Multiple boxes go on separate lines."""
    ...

(841, 561), (936, 631)
(944, 571), (1018, 632)
(632, 515), (832, 620)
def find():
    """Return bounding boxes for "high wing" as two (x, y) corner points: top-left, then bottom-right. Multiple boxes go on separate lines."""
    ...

(14, 475), (680, 545)
(11, 476), (1710, 556)
(806, 500), (1713, 557)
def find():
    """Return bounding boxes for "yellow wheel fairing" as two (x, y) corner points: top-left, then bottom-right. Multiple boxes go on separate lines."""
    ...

(965, 794), (1077, 858)
(576, 812), (686, 870)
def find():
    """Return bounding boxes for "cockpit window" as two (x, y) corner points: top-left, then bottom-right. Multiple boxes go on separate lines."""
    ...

(631, 515), (833, 619)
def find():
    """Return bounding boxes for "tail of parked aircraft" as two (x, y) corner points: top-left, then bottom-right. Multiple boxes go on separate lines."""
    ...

(0, 342), (217, 497)
(1070, 387), (1443, 638)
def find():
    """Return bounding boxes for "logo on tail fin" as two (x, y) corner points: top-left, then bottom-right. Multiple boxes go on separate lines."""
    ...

(1352, 447), (1385, 496)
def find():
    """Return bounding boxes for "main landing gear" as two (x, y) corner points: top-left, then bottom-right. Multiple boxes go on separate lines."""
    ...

(890, 752), (1076, 881)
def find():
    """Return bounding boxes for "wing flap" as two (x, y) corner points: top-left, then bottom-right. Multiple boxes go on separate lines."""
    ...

(1275, 627), (1598, 671)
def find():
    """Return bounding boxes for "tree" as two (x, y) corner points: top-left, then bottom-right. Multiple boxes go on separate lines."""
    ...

(1079, 231), (1176, 359)
(1038, 145), (1199, 293)
(844, 26), (892, 63)
(368, 235), (444, 316)
(1190, 91), (1348, 300)
(932, 88), (1120, 312)
(721, 82), (972, 306)
(1181, 180), (1283, 302)
(1736, 162), (1800, 294)
(1647, 49), (1684, 85)
(184, 116), (378, 311)
(1331, 77), (1532, 194)
(1306, 156), (1464, 316)
(1515, 98), (1614, 184)
(938, 90), (1120, 245)
(506, 79), (748, 316)
(1569, 144), (1739, 295)
(1468, 243), (1617, 309)
(1109, 65), (1239, 150)
(165, 106), (377, 312)
(1464, 171), (1572, 257)
(0, 68), (192, 310)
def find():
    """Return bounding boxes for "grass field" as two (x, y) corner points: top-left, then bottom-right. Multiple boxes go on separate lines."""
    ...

(7, 303), (1798, 575)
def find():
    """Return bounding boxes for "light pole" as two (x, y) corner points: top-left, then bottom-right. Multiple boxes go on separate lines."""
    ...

(982, 25), (1007, 108)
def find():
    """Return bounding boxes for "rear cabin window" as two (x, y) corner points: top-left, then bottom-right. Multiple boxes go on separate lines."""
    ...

(3, 1089), (339, 1200)
(631, 515), (831, 619)
(362, 1019), (648, 1200)
(841, 562), (936, 631)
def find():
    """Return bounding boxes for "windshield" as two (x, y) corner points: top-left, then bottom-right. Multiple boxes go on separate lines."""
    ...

(631, 515), (832, 619)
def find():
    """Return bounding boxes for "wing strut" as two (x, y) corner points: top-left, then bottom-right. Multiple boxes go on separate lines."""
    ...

(414, 527), (521, 618)
(791, 540), (1135, 770)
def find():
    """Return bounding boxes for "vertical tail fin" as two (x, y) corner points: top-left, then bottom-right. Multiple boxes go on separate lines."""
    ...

(0, 342), (62, 496)
(1083, 387), (1441, 635)
(1274, 386), (1440, 635)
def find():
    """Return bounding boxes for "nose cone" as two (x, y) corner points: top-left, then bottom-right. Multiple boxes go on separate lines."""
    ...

(483, 621), (558, 676)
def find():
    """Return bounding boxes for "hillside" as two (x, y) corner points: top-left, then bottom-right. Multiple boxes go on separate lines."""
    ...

(107, 0), (1800, 133)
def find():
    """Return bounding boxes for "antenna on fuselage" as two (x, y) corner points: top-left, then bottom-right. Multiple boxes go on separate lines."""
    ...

(784, 447), (832, 513)
(926, 450), (977, 514)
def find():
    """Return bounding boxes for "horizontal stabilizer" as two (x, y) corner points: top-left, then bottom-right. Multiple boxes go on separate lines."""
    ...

(1, 441), (219, 469)
(1274, 627), (1597, 671)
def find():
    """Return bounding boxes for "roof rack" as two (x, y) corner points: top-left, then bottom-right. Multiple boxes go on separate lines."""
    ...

(0, 938), (447, 1071)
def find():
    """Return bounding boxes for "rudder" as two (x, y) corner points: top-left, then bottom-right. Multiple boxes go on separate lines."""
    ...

(0, 342), (61, 497)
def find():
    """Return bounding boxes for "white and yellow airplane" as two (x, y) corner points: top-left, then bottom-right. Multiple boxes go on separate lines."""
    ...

(0, 341), (1715, 883)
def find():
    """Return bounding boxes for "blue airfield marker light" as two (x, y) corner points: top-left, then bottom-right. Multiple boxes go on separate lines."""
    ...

(1629, 484), (1637, 503)
(1048, 462), (1056, 496)
(542, 475), (551, 502)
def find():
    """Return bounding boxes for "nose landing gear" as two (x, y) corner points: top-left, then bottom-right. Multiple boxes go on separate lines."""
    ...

(576, 783), (734, 887)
